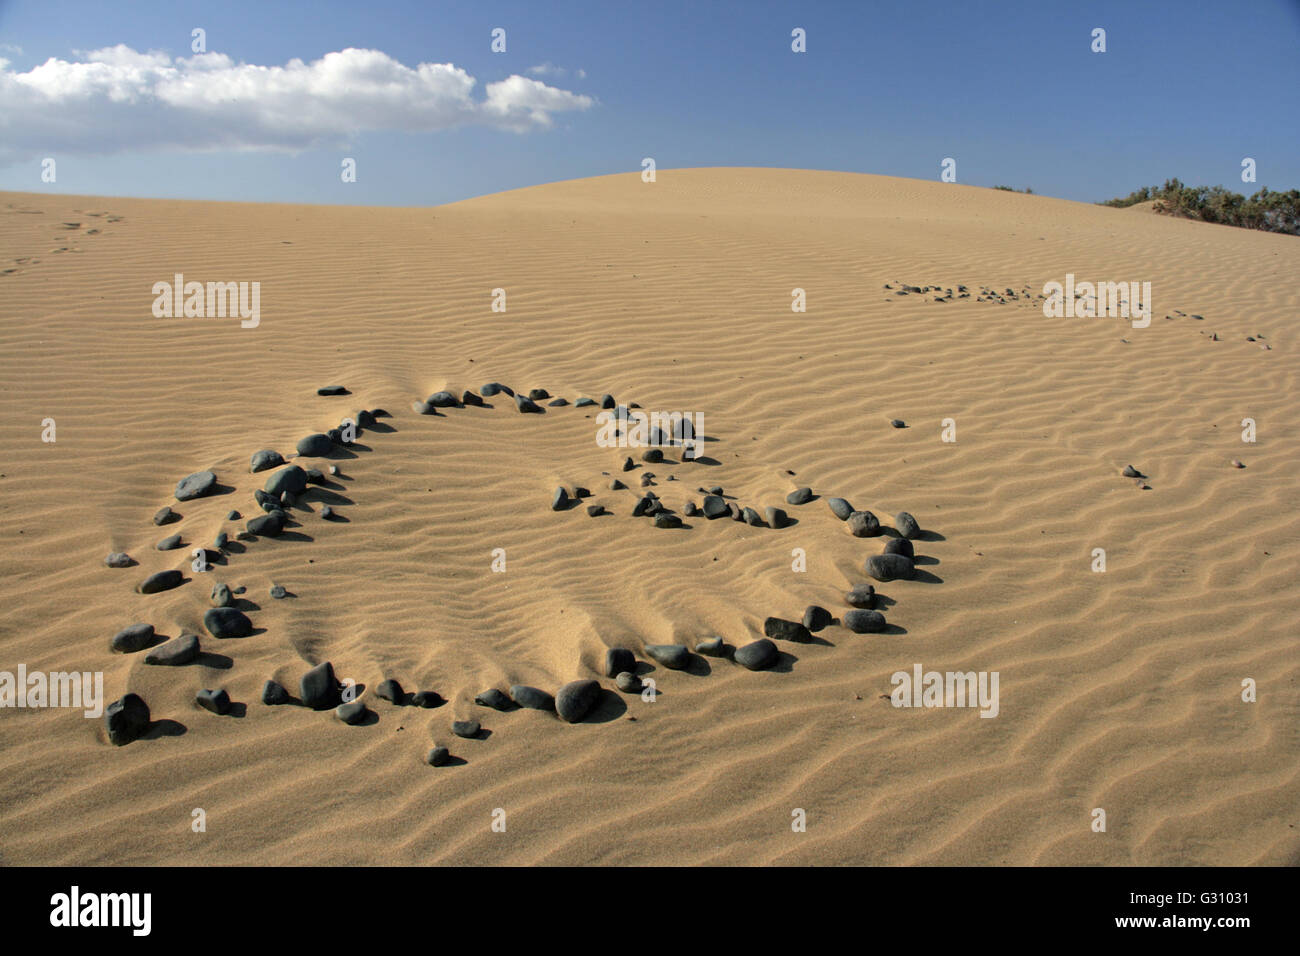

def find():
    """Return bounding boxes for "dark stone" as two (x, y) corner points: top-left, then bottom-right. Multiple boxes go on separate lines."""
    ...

(411, 690), (442, 708)
(765, 507), (788, 529)
(644, 644), (691, 669)
(575, 397), (597, 407)
(702, 495), (729, 519)
(296, 433), (334, 457)
(844, 609), (887, 633)
(734, 638), (778, 671)
(355, 409), (377, 427)
(156, 533), (182, 551)
(548, 398), (569, 407)
(265, 465), (308, 497)
(427, 746), (450, 766)
(138, 569), (183, 594)
(111, 622), (155, 654)
(474, 688), (513, 711)
(600, 394), (616, 409)
(304, 468), (325, 484)
(865, 553), (916, 582)
(428, 391), (460, 408)
(622, 457), (635, 472)
(632, 496), (652, 517)
(226, 510), (241, 520)
(642, 448), (664, 463)
(895, 512), (920, 539)
(247, 512), (286, 537)
(728, 503), (743, 520)
(742, 507), (764, 527)
(764, 617), (812, 642)
(145, 633), (199, 665)
(827, 497), (853, 520)
(261, 680), (290, 705)
(1121, 465), (1141, 478)
(615, 672), (642, 693)
(515, 395), (542, 413)
(555, 680), (601, 723)
(605, 648), (636, 678)
(654, 512), (682, 529)
(891, 419), (906, 428)
(586, 504), (605, 517)
(803, 605), (832, 632)
(845, 585), (876, 609)
(105, 693), (150, 745)
(214, 532), (228, 550)
(528, 388), (550, 401)
(300, 661), (341, 710)
(551, 487), (569, 511)
(320, 505), (334, 519)
(695, 637), (726, 656)
(250, 449), (284, 473)
(452, 718), (481, 738)
(333, 700), (366, 724)
(883, 537), (914, 558)
(204, 606), (252, 638)
(254, 488), (277, 511)
(210, 582), (232, 607)
(683, 501), (700, 517)
(196, 688), (231, 715)
(270, 584), (287, 599)
(153, 506), (178, 526)
(481, 382), (514, 397)
(786, 487), (813, 505)
(847, 511), (880, 537)
(376, 679), (404, 703)
(510, 685), (555, 711)
(609, 478), (626, 490)
(317, 385), (348, 396)
(175, 470), (217, 501)
(412, 400), (435, 415)
(105, 552), (133, 568)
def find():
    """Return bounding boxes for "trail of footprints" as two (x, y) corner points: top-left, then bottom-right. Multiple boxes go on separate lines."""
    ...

(1, 206), (121, 274)
(101, 381), (938, 766)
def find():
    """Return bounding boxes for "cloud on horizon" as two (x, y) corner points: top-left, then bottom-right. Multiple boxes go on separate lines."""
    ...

(0, 45), (595, 162)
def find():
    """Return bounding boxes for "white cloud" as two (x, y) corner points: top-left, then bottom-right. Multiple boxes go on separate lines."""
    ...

(527, 62), (585, 80)
(0, 45), (595, 161)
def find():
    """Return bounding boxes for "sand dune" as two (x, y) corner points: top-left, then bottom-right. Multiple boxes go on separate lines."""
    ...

(0, 168), (1296, 865)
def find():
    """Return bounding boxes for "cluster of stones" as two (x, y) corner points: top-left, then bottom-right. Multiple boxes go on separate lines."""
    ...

(885, 280), (1045, 306)
(101, 378), (942, 768)
(102, 385), (392, 744)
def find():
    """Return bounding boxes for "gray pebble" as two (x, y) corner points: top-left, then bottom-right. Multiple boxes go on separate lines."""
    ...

(644, 644), (691, 669)
(734, 638), (779, 671)
(654, 512), (683, 529)
(895, 512), (920, 539)
(786, 487), (813, 505)
(847, 511), (880, 537)
(605, 648), (636, 677)
(843, 609), (887, 633)
(204, 606), (252, 638)
(883, 537), (914, 558)
(742, 507), (764, 527)
(296, 433), (334, 457)
(427, 746), (451, 766)
(695, 637), (726, 656)
(138, 569), (183, 594)
(250, 449), (284, 473)
(510, 685), (555, 711)
(210, 582), (232, 607)
(105, 552), (133, 568)
(376, 679), (404, 703)
(845, 585), (876, 609)
(764, 617), (811, 642)
(515, 395), (542, 413)
(474, 688), (513, 711)
(262, 680), (290, 705)
(175, 470), (217, 502)
(555, 680), (601, 722)
(803, 606), (832, 632)
(452, 718), (481, 738)
(157, 533), (182, 551)
(270, 584), (287, 599)
(146, 633), (199, 666)
(428, 390), (460, 408)
(865, 553), (916, 581)
(265, 465), (307, 497)
(300, 661), (340, 710)
(111, 623), (155, 654)
(105, 693), (150, 745)
(196, 688), (232, 715)
(153, 506), (178, 526)
(765, 507), (788, 529)
(336, 700), (369, 725)
(481, 382), (513, 397)
(827, 497), (854, 520)
(615, 671), (642, 693)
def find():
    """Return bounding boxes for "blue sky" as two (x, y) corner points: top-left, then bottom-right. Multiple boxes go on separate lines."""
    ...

(1, 0), (1297, 206)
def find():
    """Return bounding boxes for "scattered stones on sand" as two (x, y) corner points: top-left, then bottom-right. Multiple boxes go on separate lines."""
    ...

(265, 465), (308, 497)
(157, 533), (182, 551)
(883, 537), (914, 558)
(105, 552), (133, 568)
(145, 633), (199, 666)
(735, 638), (779, 671)
(695, 637), (726, 656)
(300, 661), (341, 710)
(510, 685), (556, 711)
(204, 606), (253, 639)
(196, 688), (232, 715)
(452, 718), (481, 738)
(847, 510), (880, 537)
(296, 433), (334, 457)
(765, 506), (788, 529)
(475, 688), (513, 711)
(376, 679), (404, 703)
(153, 506), (178, 526)
(827, 497), (853, 520)
(702, 495), (729, 519)
(105, 693), (151, 745)
(644, 644), (692, 669)
(764, 617), (812, 642)
(481, 382), (513, 397)
(427, 746), (451, 766)
(551, 487), (570, 511)
(803, 605), (832, 632)
(843, 609), (887, 633)
(175, 470), (217, 502)
(138, 569), (183, 594)
(262, 680), (290, 705)
(845, 585), (876, 609)
(111, 622), (156, 654)
(210, 582), (233, 607)
(895, 511), (920, 539)
(317, 385), (348, 396)
(605, 648), (636, 678)
(556, 680), (601, 722)
(786, 487), (813, 505)
(515, 395), (542, 414)
(615, 671), (642, 693)
(866, 553), (916, 582)
(336, 700), (369, 725)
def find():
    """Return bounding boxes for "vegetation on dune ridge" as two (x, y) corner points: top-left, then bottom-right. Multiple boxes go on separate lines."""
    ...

(992, 185), (1034, 194)
(1101, 179), (1300, 235)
